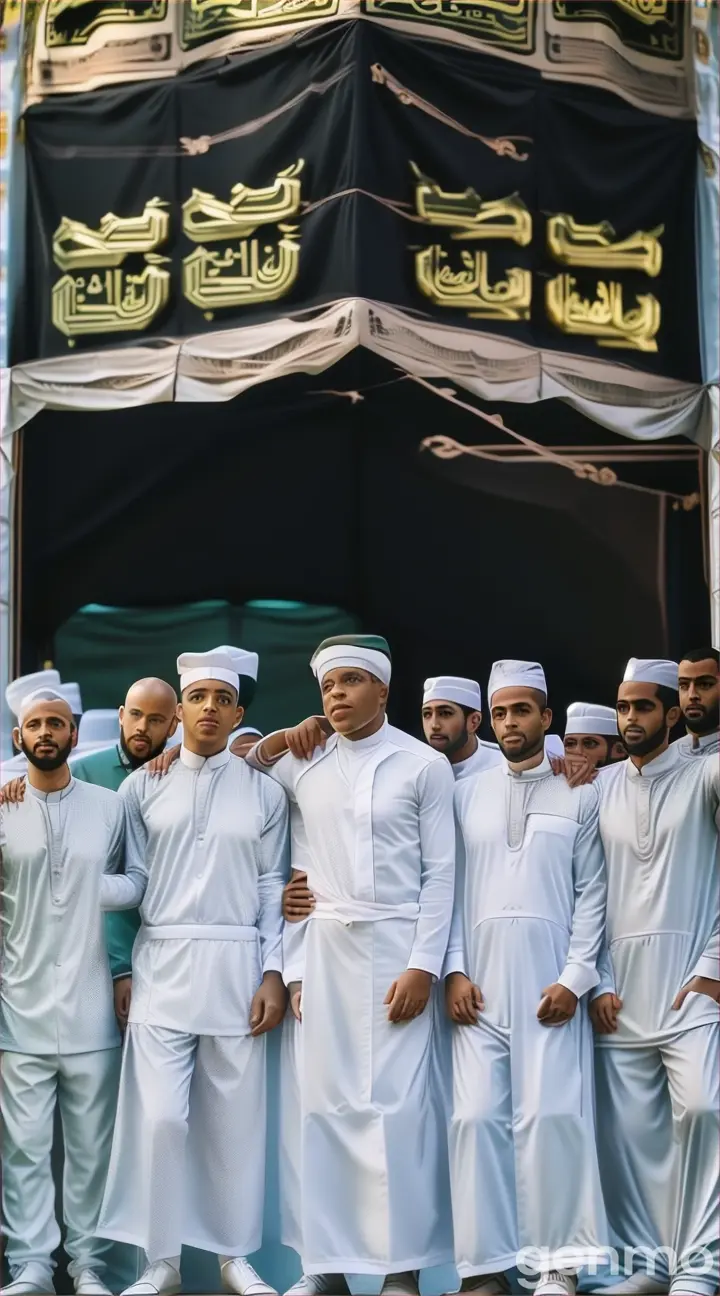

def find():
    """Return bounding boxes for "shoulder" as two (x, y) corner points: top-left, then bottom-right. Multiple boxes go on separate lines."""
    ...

(237, 758), (288, 808)
(385, 725), (446, 769)
(117, 765), (152, 802)
(455, 762), (504, 810)
(72, 778), (123, 825)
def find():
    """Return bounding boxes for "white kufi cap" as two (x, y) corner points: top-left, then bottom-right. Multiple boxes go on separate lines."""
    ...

(488, 659), (547, 703)
(565, 702), (618, 737)
(623, 657), (678, 692)
(423, 676), (482, 711)
(177, 645), (259, 694)
(16, 687), (69, 726)
(58, 682), (83, 716)
(78, 709), (119, 747)
(6, 669), (61, 719)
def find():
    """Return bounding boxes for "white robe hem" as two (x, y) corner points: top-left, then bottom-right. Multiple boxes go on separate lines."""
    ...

(594, 1013), (720, 1048)
(97, 1226), (263, 1255)
(456, 1253), (518, 1278)
(304, 1250), (455, 1275)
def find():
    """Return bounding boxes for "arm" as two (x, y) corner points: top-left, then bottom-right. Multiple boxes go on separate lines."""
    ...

(590, 936), (616, 1000)
(282, 804), (313, 983)
(408, 758), (456, 979)
(246, 717), (332, 771)
(257, 784), (291, 975)
(556, 792), (607, 1000)
(443, 815), (468, 979)
(100, 778), (148, 910)
(105, 909), (142, 979)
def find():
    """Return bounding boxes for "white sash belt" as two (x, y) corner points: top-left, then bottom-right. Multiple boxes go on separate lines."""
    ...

(142, 924), (258, 941)
(313, 898), (420, 926)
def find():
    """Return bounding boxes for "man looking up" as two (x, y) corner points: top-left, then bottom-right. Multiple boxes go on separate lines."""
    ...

(590, 658), (719, 1296)
(421, 676), (502, 779)
(0, 688), (125, 1296)
(676, 646), (720, 758)
(246, 634), (456, 1296)
(564, 703), (626, 771)
(446, 660), (608, 1296)
(97, 648), (288, 1296)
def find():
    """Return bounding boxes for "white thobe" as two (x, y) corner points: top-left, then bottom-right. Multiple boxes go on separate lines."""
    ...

(0, 779), (124, 1279)
(278, 806), (311, 1257)
(595, 747), (719, 1293)
(447, 757), (609, 1276)
(98, 746), (289, 1261)
(673, 728), (720, 760)
(248, 720), (456, 1276)
(452, 740), (503, 782)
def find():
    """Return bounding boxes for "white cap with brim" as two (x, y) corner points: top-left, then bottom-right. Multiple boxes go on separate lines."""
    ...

(623, 657), (679, 692)
(177, 646), (259, 694)
(423, 676), (482, 711)
(16, 688), (70, 727)
(566, 702), (618, 737)
(6, 670), (61, 719)
(488, 659), (547, 704)
(77, 709), (120, 747)
(58, 682), (83, 716)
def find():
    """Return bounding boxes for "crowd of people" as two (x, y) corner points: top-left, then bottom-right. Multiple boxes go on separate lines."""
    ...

(0, 636), (718, 1296)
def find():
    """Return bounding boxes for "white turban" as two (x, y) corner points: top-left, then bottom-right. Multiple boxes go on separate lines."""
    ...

(311, 643), (392, 687)
(488, 659), (547, 704)
(423, 676), (482, 711)
(623, 657), (679, 692)
(177, 646), (259, 694)
(565, 702), (618, 737)
(17, 688), (70, 726)
(6, 669), (61, 719)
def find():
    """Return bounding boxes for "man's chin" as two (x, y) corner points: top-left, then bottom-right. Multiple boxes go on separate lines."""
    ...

(684, 711), (717, 736)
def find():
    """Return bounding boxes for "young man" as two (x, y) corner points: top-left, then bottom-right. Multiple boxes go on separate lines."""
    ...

(446, 659), (608, 1296)
(676, 646), (719, 758)
(246, 634), (456, 1296)
(3, 671), (82, 776)
(97, 647), (288, 1296)
(564, 703), (626, 771)
(0, 688), (126, 1296)
(590, 658), (719, 1296)
(421, 676), (502, 779)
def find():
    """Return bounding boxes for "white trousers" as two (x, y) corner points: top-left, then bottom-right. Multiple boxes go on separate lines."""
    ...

(450, 917), (608, 1277)
(0, 1047), (121, 1278)
(595, 1024), (719, 1293)
(278, 1010), (302, 1255)
(98, 1024), (266, 1261)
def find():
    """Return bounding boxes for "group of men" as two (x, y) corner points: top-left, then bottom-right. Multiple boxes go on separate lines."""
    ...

(0, 637), (718, 1296)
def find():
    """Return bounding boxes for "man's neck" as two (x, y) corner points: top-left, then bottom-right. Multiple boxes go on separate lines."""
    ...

(450, 734), (479, 766)
(27, 763), (72, 793)
(342, 710), (386, 743)
(630, 736), (669, 770)
(686, 723), (720, 747)
(184, 739), (228, 758)
(507, 746), (545, 774)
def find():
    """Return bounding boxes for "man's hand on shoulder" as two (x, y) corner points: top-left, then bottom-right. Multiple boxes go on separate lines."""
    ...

(0, 776), (26, 806)
(285, 716), (333, 761)
(549, 754), (597, 788)
(145, 746), (180, 778)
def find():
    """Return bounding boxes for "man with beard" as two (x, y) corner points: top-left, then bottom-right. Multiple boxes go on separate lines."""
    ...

(421, 677), (502, 779)
(446, 659), (608, 1296)
(589, 658), (719, 1296)
(676, 646), (719, 759)
(564, 703), (626, 772)
(4, 671), (83, 775)
(0, 688), (127, 1296)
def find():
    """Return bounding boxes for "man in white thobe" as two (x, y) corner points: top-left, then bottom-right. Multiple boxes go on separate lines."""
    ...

(97, 648), (289, 1296)
(589, 658), (719, 1296)
(563, 703), (626, 772)
(421, 676), (502, 780)
(246, 633), (456, 1296)
(675, 646), (719, 760)
(446, 659), (608, 1296)
(3, 672), (83, 777)
(0, 688), (128, 1296)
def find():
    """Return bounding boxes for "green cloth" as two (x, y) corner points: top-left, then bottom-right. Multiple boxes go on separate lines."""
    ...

(70, 744), (140, 981)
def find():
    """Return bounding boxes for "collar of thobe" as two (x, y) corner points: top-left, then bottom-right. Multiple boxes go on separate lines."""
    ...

(626, 744), (679, 779)
(688, 729), (720, 751)
(179, 744), (231, 771)
(503, 754), (552, 781)
(27, 777), (76, 804)
(336, 718), (389, 754)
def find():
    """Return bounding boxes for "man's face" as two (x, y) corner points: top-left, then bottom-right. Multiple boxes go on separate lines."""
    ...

(616, 682), (674, 757)
(564, 732), (623, 770)
(490, 687), (550, 763)
(179, 681), (242, 751)
(421, 700), (479, 759)
(320, 668), (387, 736)
(678, 657), (720, 736)
(119, 684), (178, 765)
(16, 702), (76, 771)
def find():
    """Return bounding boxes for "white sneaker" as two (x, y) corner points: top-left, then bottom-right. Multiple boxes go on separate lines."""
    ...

(4, 1265), (55, 1295)
(535, 1274), (577, 1296)
(221, 1259), (278, 1296)
(73, 1270), (112, 1296)
(283, 1279), (349, 1296)
(592, 1278), (668, 1295)
(460, 1277), (511, 1295)
(380, 1276), (419, 1296)
(120, 1261), (182, 1296)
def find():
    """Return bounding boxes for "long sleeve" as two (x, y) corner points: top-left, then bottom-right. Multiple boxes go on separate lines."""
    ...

(443, 817), (469, 979)
(694, 759), (720, 980)
(557, 792), (607, 1000)
(590, 936), (617, 1001)
(257, 784), (290, 975)
(100, 777), (148, 910)
(408, 758), (456, 980)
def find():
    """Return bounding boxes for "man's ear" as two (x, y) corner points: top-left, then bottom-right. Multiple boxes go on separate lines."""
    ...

(167, 714), (179, 738)
(468, 711), (482, 736)
(541, 707), (553, 733)
(234, 705), (245, 729)
(11, 726), (21, 753)
(379, 684), (389, 707)
(70, 723), (79, 750)
(666, 705), (682, 731)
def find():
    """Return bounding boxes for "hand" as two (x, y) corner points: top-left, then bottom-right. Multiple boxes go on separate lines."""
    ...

(250, 971), (287, 1036)
(0, 777), (26, 805)
(113, 977), (132, 1031)
(589, 992), (623, 1034)
(445, 972), (484, 1025)
(145, 746), (180, 777)
(384, 969), (433, 1023)
(285, 716), (331, 761)
(229, 736), (257, 759)
(288, 980), (303, 1022)
(549, 755), (597, 787)
(283, 872), (316, 922)
(672, 976), (720, 1011)
(537, 982), (578, 1026)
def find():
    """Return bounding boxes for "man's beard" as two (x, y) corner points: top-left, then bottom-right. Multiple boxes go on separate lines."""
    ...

(444, 724), (473, 760)
(120, 732), (168, 769)
(621, 717), (667, 758)
(22, 735), (74, 771)
(684, 699), (720, 736)
(498, 731), (545, 764)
